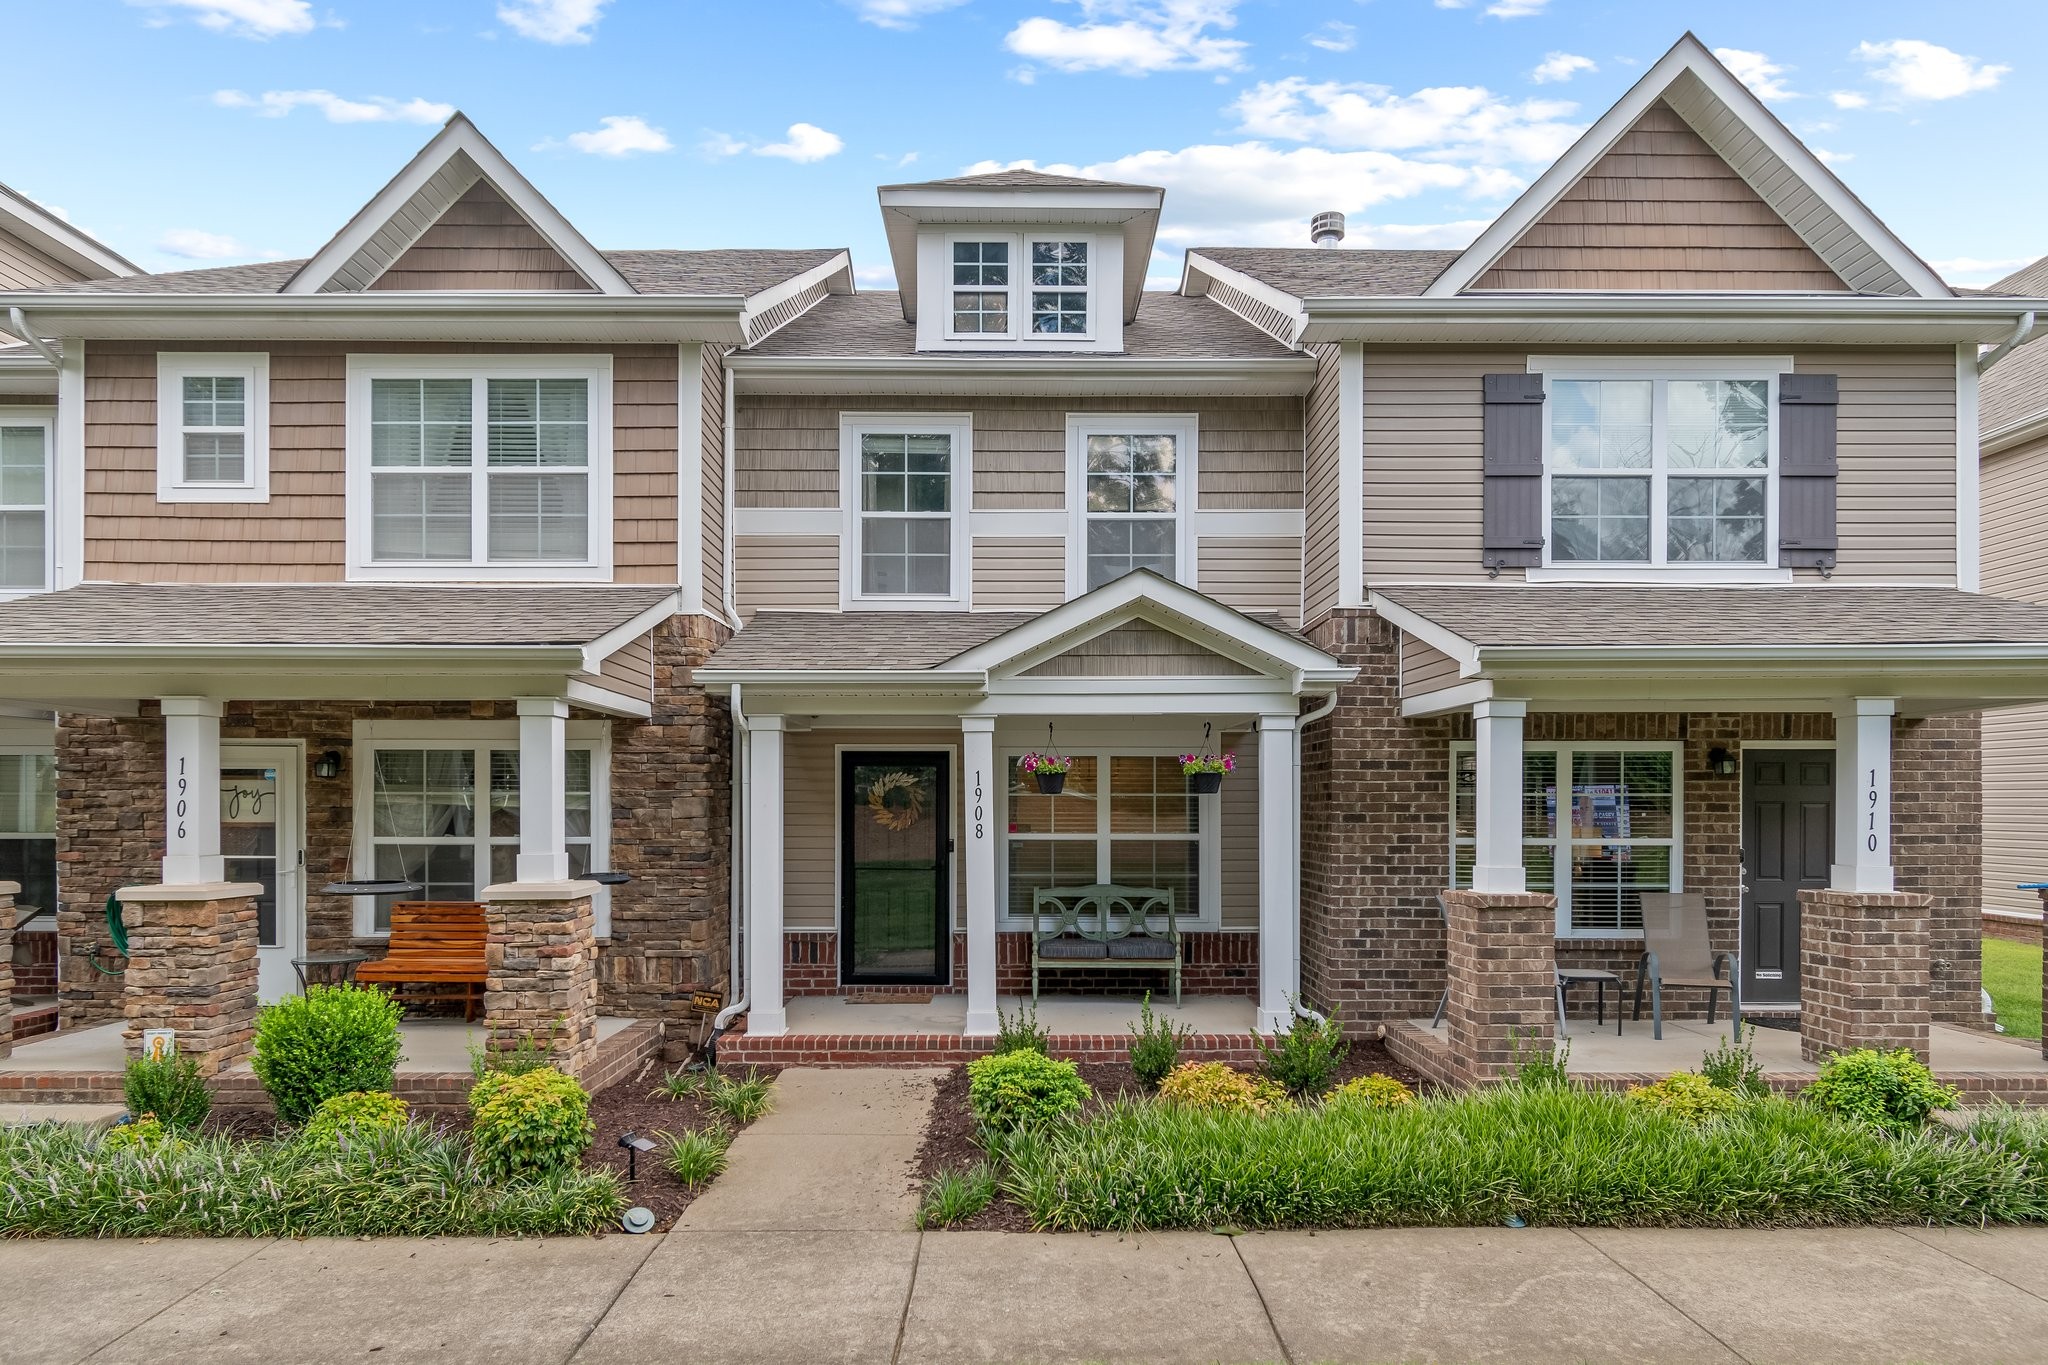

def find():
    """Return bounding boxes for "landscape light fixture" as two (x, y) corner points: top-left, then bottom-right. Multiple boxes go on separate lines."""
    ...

(618, 1130), (658, 1182)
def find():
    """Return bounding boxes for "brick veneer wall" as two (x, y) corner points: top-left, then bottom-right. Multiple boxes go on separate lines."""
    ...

(10, 930), (56, 996)
(0, 885), (12, 1058)
(780, 929), (1258, 998)
(1798, 888), (1932, 1062)
(1441, 888), (1557, 1082)
(1893, 713), (1982, 1027)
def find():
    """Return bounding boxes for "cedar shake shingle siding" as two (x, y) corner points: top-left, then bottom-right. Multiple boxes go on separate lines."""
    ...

(366, 181), (595, 292)
(699, 345), (729, 609)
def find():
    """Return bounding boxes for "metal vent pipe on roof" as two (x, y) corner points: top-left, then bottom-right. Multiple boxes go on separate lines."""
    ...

(1310, 211), (1346, 249)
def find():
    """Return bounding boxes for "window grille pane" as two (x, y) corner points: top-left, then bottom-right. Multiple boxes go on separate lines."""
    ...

(1085, 518), (1175, 590)
(182, 431), (245, 483)
(1550, 476), (1649, 562)
(489, 750), (520, 837)
(1007, 838), (1098, 918)
(1569, 751), (1673, 840)
(566, 749), (593, 838)
(0, 426), (45, 506)
(1007, 755), (1097, 834)
(1668, 379), (1768, 470)
(372, 844), (476, 928)
(1030, 241), (1088, 286)
(951, 292), (1008, 333)
(1667, 476), (1766, 563)
(182, 375), (244, 429)
(951, 240), (1008, 286)
(371, 378), (470, 467)
(0, 754), (55, 835)
(1525, 751), (1558, 838)
(1551, 379), (1652, 470)
(1568, 844), (1668, 931)
(1109, 840), (1197, 918)
(1031, 291), (1088, 334)
(487, 378), (587, 467)
(1109, 755), (1196, 834)
(371, 471), (471, 560)
(487, 472), (588, 561)
(0, 511), (44, 589)
(370, 749), (475, 838)
(861, 515), (950, 595)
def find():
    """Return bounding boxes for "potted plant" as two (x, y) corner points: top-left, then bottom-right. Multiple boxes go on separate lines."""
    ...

(1021, 751), (1073, 795)
(1180, 752), (1236, 794)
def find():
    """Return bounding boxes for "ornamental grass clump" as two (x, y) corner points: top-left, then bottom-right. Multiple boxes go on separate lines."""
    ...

(1804, 1048), (1961, 1133)
(299, 1091), (411, 1152)
(468, 1066), (595, 1180)
(1626, 1072), (1741, 1124)
(966, 1050), (1090, 1131)
(122, 1053), (211, 1133)
(662, 1125), (731, 1188)
(252, 984), (403, 1125)
(703, 1068), (774, 1125)
(917, 1163), (997, 1229)
(1157, 1061), (1292, 1115)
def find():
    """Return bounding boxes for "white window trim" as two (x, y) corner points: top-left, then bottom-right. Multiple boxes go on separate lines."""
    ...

(155, 352), (270, 504)
(1531, 356), (1787, 581)
(997, 747), (1221, 932)
(343, 354), (614, 582)
(939, 230), (1098, 346)
(1450, 738), (1686, 939)
(1065, 413), (1199, 598)
(348, 719), (614, 938)
(0, 744), (55, 928)
(0, 408), (54, 598)
(839, 413), (973, 610)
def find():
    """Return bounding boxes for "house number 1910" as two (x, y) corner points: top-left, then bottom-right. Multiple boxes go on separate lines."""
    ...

(1866, 768), (1880, 853)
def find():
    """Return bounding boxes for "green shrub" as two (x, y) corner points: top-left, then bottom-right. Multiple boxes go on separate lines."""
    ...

(469, 1067), (595, 1179)
(704, 1069), (774, 1124)
(663, 1125), (731, 1187)
(300, 1091), (411, 1151)
(1699, 1027), (1770, 1097)
(101, 1115), (176, 1153)
(917, 1163), (996, 1228)
(1627, 1072), (1741, 1124)
(1127, 992), (1191, 1088)
(467, 1029), (556, 1082)
(1805, 1048), (1960, 1132)
(1, 1120), (621, 1237)
(1252, 1003), (1349, 1096)
(650, 1067), (705, 1100)
(1327, 1073), (1415, 1111)
(1509, 1031), (1573, 1089)
(993, 1002), (1050, 1056)
(122, 1053), (211, 1132)
(966, 1050), (1090, 1131)
(1157, 1061), (1292, 1115)
(252, 985), (404, 1125)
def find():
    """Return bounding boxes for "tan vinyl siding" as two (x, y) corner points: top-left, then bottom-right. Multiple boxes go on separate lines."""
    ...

(1360, 346), (1957, 585)
(1400, 633), (1464, 696)
(782, 729), (962, 931)
(1301, 343), (1343, 621)
(1198, 535), (1302, 625)
(367, 181), (594, 292)
(700, 345), (729, 609)
(1985, 434), (2048, 603)
(1218, 730), (1258, 929)
(1021, 622), (1257, 678)
(1983, 704), (2048, 917)
(1472, 101), (1848, 293)
(973, 537), (1065, 610)
(571, 631), (655, 712)
(82, 341), (676, 583)
(733, 535), (837, 617)
(1196, 400), (1302, 509)
(0, 226), (88, 290)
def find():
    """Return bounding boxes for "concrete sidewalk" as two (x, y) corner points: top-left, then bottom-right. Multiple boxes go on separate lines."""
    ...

(8, 1225), (2048, 1364)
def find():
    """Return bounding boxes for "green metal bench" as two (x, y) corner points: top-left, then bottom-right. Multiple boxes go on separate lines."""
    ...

(1030, 884), (1181, 1005)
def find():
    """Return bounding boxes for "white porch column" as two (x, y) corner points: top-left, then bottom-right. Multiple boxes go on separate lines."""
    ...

(1256, 711), (1301, 1035)
(745, 715), (787, 1037)
(1471, 699), (1528, 894)
(961, 716), (998, 1037)
(1832, 697), (1896, 893)
(159, 697), (223, 885)
(514, 697), (570, 883)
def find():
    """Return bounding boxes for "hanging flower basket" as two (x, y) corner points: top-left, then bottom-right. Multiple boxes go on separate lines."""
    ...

(1021, 751), (1072, 795)
(1181, 752), (1236, 794)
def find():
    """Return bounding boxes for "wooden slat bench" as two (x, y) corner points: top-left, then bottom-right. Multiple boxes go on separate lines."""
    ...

(354, 901), (487, 1021)
(1030, 884), (1181, 1005)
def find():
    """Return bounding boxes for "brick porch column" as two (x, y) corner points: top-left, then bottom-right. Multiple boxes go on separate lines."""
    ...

(484, 880), (600, 1075)
(1798, 888), (1932, 1063)
(1441, 888), (1558, 1083)
(116, 881), (263, 1075)
(0, 880), (16, 1059)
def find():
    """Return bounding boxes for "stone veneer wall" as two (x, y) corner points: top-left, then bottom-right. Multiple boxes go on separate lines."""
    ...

(1299, 608), (1983, 1034)
(54, 614), (731, 1032)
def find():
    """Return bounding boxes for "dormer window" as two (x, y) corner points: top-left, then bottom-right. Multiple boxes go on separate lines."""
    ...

(1030, 241), (1089, 335)
(951, 241), (1011, 334)
(940, 232), (1096, 343)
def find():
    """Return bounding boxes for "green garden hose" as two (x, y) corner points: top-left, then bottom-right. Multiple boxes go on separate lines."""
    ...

(85, 892), (128, 975)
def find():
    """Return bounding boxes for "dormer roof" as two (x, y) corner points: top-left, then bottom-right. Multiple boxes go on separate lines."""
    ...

(881, 169), (1158, 192)
(0, 179), (139, 282)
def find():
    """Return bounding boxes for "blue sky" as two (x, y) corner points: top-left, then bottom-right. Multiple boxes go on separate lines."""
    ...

(8, 0), (2044, 289)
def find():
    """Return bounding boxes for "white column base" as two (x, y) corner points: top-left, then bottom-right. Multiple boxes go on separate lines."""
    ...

(1255, 1005), (1291, 1036)
(963, 1009), (999, 1038)
(746, 1007), (788, 1038)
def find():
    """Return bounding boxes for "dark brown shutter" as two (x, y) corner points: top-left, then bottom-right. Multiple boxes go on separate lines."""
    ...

(1482, 373), (1547, 570)
(1778, 373), (1838, 569)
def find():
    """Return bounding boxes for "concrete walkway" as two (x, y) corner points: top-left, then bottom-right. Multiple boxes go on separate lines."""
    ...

(9, 1226), (2048, 1363)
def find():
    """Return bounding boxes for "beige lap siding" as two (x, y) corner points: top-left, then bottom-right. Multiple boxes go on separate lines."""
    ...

(0, 225), (91, 290)
(779, 728), (965, 933)
(1980, 433), (2048, 916)
(1301, 342), (1344, 621)
(81, 341), (679, 583)
(1197, 535), (1303, 624)
(1218, 731), (1259, 930)
(699, 346), (729, 609)
(1398, 633), (1464, 697)
(732, 535), (837, 619)
(1360, 346), (1958, 585)
(972, 538), (1065, 611)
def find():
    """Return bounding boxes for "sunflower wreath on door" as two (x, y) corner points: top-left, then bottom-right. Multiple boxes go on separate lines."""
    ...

(865, 769), (932, 832)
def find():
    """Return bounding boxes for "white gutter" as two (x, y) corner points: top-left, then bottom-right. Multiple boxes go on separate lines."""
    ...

(1978, 311), (2038, 374)
(1297, 294), (2045, 343)
(724, 354), (1316, 396)
(6, 309), (59, 367)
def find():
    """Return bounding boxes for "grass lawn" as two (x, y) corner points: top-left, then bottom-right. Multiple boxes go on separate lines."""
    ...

(1984, 933), (2043, 1041)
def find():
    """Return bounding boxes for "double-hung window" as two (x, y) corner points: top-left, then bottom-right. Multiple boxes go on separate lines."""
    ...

(1451, 742), (1682, 935)
(840, 415), (970, 608)
(950, 241), (1010, 335)
(345, 356), (612, 579)
(942, 234), (1094, 341)
(0, 749), (56, 922)
(0, 413), (50, 593)
(1003, 752), (1210, 926)
(1540, 362), (1777, 573)
(1068, 415), (1195, 594)
(156, 353), (269, 503)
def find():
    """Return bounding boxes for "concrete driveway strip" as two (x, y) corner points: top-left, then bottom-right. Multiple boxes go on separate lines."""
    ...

(571, 1229), (920, 1365)
(898, 1230), (1286, 1365)
(81, 1236), (657, 1365)
(1235, 1228), (1743, 1365)
(0, 1238), (271, 1365)
(1583, 1227), (2048, 1365)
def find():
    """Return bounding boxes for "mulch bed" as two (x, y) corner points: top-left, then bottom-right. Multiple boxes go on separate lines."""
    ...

(583, 1061), (782, 1233)
(911, 1041), (1427, 1232)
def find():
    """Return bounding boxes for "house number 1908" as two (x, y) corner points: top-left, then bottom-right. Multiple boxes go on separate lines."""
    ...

(972, 770), (985, 841)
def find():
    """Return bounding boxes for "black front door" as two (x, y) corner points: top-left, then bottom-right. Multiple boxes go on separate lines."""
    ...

(841, 752), (951, 986)
(1741, 750), (1833, 1005)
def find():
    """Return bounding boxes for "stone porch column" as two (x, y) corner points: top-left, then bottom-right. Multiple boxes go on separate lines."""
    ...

(1256, 712), (1301, 1035)
(1798, 889), (1932, 1063)
(961, 716), (998, 1037)
(116, 881), (263, 1074)
(0, 880), (15, 1060)
(483, 880), (601, 1074)
(1441, 888), (1557, 1083)
(744, 715), (787, 1037)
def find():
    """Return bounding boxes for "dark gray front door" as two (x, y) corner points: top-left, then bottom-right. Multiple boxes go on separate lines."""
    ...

(841, 752), (951, 986)
(1741, 750), (1833, 1005)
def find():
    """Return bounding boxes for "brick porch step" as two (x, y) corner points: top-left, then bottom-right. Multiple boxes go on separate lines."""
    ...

(718, 1030), (1263, 1068)
(8, 1002), (57, 1043)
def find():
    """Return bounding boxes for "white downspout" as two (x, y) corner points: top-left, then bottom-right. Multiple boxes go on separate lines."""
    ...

(1289, 688), (1344, 1026)
(712, 682), (749, 1034)
(721, 357), (741, 629)
(6, 309), (60, 367)
(1978, 311), (2037, 374)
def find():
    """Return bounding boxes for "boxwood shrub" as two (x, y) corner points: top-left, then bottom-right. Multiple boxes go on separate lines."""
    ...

(252, 985), (404, 1125)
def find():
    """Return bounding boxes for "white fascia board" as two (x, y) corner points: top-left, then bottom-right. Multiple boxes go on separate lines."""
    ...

(0, 181), (141, 278)
(724, 355), (1315, 397)
(0, 642), (590, 663)
(1365, 592), (1483, 676)
(1296, 295), (2039, 346)
(284, 114), (635, 297)
(738, 251), (854, 344)
(1401, 679), (1495, 719)
(692, 667), (985, 692)
(579, 592), (681, 672)
(1425, 34), (1950, 301)
(563, 677), (652, 719)
(1181, 252), (1309, 348)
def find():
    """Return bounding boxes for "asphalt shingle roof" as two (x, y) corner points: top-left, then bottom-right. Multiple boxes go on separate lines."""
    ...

(706, 611), (1040, 670)
(1982, 255), (2048, 436)
(1191, 247), (1464, 299)
(881, 170), (1158, 192)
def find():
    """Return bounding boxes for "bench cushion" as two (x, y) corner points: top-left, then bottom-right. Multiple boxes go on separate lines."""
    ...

(1037, 937), (1108, 960)
(1106, 937), (1176, 961)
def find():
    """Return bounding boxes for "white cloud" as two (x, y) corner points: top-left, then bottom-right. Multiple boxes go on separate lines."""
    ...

(704, 123), (846, 164)
(213, 89), (454, 124)
(1933, 255), (2039, 287)
(845, 0), (969, 28)
(1530, 52), (1595, 84)
(1307, 20), (1355, 53)
(1231, 78), (1583, 166)
(1714, 47), (1797, 100)
(854, 263), (899, 289)
(158, 228), (247, 260)
(497, 0), (608, 45)
(1830, 90), (1870, 109)
(129, 0), (313, 38)
(1812, 147), (1852, 166)
(1436, 0), (1550, 16)
(552, 115), (672, 157)
(1855, 39), (2008, 101)
(1005, 0), (1247, 75)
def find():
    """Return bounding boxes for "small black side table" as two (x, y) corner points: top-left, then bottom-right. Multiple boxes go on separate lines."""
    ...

(291, 952), (373, 989)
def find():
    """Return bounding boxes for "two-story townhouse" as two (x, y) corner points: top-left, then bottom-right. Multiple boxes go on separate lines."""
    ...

(6, 33), (2048, 1093)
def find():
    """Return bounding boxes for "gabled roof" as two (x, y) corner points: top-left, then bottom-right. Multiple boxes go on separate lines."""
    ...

(283, 114), (634, 296)
(880, 169), (1160, 192)
(1185, 249), (1460, 300)
(1426, 34), (1950, 299)
(0, 180), (139, 281)
(1981, 255), (2048, 446)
